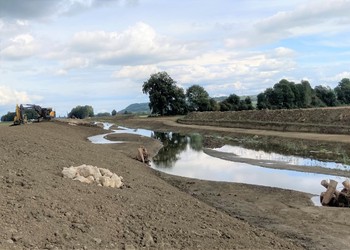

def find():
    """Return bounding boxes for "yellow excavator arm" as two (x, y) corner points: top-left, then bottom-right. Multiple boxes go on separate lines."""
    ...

(13, 104), (55, 125)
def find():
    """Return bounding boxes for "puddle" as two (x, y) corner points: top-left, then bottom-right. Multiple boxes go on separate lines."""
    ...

(311, 196), (322, 206)
(88, 123), (154, 144)
(214, 145), (350, 170)
(89, 123), (348, 204)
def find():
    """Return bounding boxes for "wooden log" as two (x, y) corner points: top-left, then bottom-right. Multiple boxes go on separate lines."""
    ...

(321, 179), (329, 189)
(321, 179), (338, 206)
(342, 179), (350, 190)
(321, 179), (340, 196)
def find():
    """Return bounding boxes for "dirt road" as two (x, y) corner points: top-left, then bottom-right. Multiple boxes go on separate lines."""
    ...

(1, 118), (350, 249)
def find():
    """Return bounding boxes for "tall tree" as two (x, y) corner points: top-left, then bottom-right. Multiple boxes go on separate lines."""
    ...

(68, 105), (94, 119)
(257, 92), (268, 110)
(314, 85), (338, 107)
(335, 78), (350, 104)
(186, 84), (211, 112)
(273, 79), (296, 109)
(220, 94), (239, 111)
(142, 72), (187, 116)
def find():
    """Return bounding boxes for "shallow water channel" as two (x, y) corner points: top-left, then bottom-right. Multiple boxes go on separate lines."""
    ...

(89, 123), (350, 205)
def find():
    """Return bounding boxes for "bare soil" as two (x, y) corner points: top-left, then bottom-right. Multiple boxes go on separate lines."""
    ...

(1, 117), (350, 249)
(179, 107), (350, 134)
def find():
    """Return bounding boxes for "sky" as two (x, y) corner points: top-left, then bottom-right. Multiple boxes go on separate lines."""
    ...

(1, 0), (350, 116)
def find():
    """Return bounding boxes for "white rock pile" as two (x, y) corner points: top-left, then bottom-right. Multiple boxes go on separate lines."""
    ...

(62, 164), (124, 188)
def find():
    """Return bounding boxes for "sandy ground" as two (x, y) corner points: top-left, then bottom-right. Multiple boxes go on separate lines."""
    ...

(1, 117), (350, 249)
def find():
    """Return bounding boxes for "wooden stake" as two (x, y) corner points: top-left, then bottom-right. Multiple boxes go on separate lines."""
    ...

(321, 179), (338, 206)
(137, 147), (145, 163)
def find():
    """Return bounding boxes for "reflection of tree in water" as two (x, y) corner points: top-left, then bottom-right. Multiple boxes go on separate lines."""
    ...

(188, 133), (203, 152)
(152, 132), (188, 168)
(151, 132), (204, 168)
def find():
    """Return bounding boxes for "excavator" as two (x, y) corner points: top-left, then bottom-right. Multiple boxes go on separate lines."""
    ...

(13, 104), (56, 125)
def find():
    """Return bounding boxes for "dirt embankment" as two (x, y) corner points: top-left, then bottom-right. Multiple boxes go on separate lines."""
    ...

(0, 121), (305, 250)
(178, 107), (350, 134)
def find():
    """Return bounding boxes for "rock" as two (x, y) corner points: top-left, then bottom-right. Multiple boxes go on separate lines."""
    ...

(73, 175), (91, 184)
(125, 244), (136, 250)
(62, 165), (123, 188)
(86, 176), (95, 183)
(100, 168), (113, 177)
(142, 231), (154, 247)
(111, 174), (123, 188)
(93, 238), (102, 244)
(62, 167), (78, 179)
(6, 239), (14, 244)
(77, 165), (101, 179)
(99, 176), (113, 187)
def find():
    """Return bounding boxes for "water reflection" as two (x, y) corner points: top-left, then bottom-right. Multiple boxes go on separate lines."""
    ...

(150, 133), (347, 195)
(214, 145), (350, 170)
(152, 132), (188, 168)
(89, 123), (348, 196)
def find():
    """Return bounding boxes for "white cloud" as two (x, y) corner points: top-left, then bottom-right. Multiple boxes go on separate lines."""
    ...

(0, 34), (39, 60)
(113, 65), (161, 80)
(206, 82), (246, 93)
(0, 86), (41, 105)
(69, 22), (194, 65)
(274, 47), (296, 57)
(164, 48), (296, 86)
(325, 72), (350, 82)
(63, 57), (89, 70)
(225, 0), (350, 48)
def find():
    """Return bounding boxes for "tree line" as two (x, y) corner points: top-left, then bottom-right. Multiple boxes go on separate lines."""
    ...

(1, 105), (118, 121)
(256, 78), (350, 109)
(143, 71), (350, 116)
(142, 71), (254, 116)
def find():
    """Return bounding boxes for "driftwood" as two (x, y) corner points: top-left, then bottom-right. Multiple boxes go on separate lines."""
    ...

(320, 179), (350, 207)
(136, 146), (150, 164)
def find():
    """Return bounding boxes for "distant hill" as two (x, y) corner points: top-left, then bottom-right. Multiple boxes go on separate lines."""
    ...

(118, 102), (150, 114)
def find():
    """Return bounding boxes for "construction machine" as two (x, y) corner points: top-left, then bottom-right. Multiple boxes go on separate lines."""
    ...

(13, 104), (56, 125)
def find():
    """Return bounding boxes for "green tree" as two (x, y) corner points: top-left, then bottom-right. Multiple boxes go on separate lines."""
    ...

(294, 80), (314, 108)
(244, 96), (254, 110)
(335, 78), (350, 104)
(257, 92), (268, 109)
(273, 79), (296, 109)
(221, 94), (240, 111)
(111, 109), (117, 116)
(68, 105), (94, 119)
(186, 84), (211, 112)
(142, 72), (187, 115)
(95, 112), (111, 117)
(314, 85), (338, 107)
(209, 98), (220, 111)
(1, 112), (16, 122)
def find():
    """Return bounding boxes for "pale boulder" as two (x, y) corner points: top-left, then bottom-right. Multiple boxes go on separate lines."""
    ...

(100, 168), (113, 177)
(62, 167), (78, 179)
(61, 165), (124, 188)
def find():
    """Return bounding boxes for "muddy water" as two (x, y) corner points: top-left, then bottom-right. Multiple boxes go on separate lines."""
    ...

(89, 123), (348, 202)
